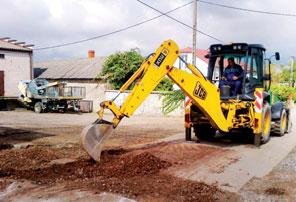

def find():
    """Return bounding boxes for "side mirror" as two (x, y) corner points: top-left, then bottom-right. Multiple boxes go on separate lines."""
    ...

(263, 75), (271, 81)
(275, 52), (280, 60)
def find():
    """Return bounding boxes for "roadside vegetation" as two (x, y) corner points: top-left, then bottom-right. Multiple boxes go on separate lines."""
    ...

(98, 50), (173, 91)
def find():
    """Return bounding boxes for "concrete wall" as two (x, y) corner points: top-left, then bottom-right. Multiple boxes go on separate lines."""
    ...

(65, 81), (107, 112)
(0, 50), (32, 97)
(105, 90), (184, 116)
(53, 80), (184, 116)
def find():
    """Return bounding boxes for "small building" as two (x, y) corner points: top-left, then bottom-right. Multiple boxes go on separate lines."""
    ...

(34, 51), (106, 111)
(0, 38), (33, 97)
(174, 47), (209, 75)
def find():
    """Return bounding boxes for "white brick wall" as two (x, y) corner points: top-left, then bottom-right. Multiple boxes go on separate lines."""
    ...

(0, 50), (32, 96)
(65, 81), (107, 112)
(105, 90), (184, 116)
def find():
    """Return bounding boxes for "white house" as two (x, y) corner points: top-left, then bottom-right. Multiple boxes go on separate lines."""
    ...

(0, 38), (33, 97)
(34, 51), (107, 111)
(174, 47), (209, 76)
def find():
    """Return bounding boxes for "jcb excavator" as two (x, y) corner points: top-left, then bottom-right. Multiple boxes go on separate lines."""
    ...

(81, 39), (291, 161)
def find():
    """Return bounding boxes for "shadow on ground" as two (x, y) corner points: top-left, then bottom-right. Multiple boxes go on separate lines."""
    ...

(0, 126), (55, 145)
(194, 131), (283, 149)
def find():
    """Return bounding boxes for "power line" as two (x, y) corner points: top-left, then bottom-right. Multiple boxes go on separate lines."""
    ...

(136, 0), (223, 42)
(198, 0), (296, 17)
(34, 1), (193, 51)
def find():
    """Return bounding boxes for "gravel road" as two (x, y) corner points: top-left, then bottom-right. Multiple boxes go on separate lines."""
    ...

(0, 110), (295, 201)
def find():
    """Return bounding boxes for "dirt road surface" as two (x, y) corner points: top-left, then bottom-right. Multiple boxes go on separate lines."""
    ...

(0, 110), (295, 201)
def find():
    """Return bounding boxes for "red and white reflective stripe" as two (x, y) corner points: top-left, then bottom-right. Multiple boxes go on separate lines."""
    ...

(255, 90), (263, 113)
(185, 96), (191, 107)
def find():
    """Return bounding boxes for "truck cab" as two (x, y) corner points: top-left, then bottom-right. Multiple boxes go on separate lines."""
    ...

(185, 43), (286, 142)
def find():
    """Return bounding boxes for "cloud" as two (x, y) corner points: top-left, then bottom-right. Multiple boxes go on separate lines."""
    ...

(1, 0), (295, 63)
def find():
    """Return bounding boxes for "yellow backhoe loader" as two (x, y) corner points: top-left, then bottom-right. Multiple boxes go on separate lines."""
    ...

(81, 39), (291, 161)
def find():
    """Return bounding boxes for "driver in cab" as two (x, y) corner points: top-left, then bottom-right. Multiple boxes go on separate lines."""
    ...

(219, 57), (244, 96)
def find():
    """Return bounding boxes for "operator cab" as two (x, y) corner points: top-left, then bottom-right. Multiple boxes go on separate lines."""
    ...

(207, 43), (278, 100)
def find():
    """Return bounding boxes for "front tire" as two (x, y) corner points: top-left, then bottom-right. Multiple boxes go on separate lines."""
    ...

(34, 102), (43, 113)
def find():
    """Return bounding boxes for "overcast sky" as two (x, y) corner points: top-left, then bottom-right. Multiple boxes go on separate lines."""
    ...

(1, 0), (295, 64)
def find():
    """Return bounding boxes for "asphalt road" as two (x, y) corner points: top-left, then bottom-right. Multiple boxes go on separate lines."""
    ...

(163, 108), (296, 193)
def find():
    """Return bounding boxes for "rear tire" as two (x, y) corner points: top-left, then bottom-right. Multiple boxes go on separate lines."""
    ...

(254, 104), (271, 146)
(285, 110), (292, 133)
(185, 127), (192, 141)
(34, 102), (43, 113)
(273, 110), (287, 136)
(194, 125), (216, 141)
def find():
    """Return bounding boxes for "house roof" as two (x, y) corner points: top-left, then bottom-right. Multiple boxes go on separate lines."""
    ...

(34, 57), (106, 80)
(180, 47), (209, 63)
(0, 40), (33, 52)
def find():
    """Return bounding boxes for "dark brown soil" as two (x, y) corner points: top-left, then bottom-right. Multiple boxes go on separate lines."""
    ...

(264, 187), (286, 195)
(0, 146), (238, 201)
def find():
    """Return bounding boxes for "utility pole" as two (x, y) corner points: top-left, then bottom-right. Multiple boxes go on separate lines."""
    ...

(192, 0), (197, 66)
(290, 56), (294, 87)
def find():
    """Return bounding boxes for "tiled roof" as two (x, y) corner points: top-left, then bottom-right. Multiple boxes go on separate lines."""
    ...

(0, 40), (32, 52)
(180, 47), (209, 63)
(34, 57), (106, 80)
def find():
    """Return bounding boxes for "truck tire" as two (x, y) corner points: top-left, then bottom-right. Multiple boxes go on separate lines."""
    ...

(185, 127), (192, 141)
(194, 125), (216, 141)
(273, 109), (287, 136)
(34, 102), (43, 113)
(254, 104), (271, 146)
(285, 110), (292, 133)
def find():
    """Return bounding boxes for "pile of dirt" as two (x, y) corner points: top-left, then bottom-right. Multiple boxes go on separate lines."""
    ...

(0, 143), (13, 150)
(0, 147), (59, 170)
(0, 146), (238, 201)
(0, 146), (87, 171)
(100, 152), (172, 177)
(264, 187), (286, 195)
(0, 148), (171, 181)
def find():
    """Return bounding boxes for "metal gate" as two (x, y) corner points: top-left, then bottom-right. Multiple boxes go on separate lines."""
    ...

(0, 71), (4, 96)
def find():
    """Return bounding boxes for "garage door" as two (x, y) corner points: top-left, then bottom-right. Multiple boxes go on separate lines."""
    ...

(0, 71), (4, 96)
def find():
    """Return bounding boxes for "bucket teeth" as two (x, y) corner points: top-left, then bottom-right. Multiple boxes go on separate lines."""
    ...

(80, 122), (114, 162)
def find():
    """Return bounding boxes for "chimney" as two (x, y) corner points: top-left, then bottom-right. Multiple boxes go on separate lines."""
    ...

(88, 50), (95, 58)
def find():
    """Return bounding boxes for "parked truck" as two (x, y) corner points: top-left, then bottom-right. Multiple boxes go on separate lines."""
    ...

(18, 79), (85, 113)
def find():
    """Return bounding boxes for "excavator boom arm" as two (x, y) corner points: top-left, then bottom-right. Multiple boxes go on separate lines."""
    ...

(100, 40), (229, 131)
(81, 39), (230, 161)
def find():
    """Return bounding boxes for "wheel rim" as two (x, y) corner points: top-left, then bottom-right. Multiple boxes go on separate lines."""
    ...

(281, 113), (287, 131)
(35, 104), (41, 112)
(263, 110), (271, 136)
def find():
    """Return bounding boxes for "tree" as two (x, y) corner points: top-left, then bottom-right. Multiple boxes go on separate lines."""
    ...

(99, 50), (144, 89)
(99, 50), (173, 91)
(270, 64), (281, 83)
(279, 59), (296, 84)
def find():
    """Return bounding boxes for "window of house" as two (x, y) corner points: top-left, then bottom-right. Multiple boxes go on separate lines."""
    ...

(178, 54), (187, 69)
(0, 54), (4, 59)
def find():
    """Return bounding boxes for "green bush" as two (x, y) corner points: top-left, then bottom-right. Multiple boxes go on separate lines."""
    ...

(99, 50), (173, 91)
(270, 85), (296, 101)
(99, 50), (144, 90)
(161, 90), (185, 115)
(155, 77), (173, 91)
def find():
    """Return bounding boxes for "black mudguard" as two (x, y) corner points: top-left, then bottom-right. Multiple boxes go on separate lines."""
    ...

(271, 102), (285, 121)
